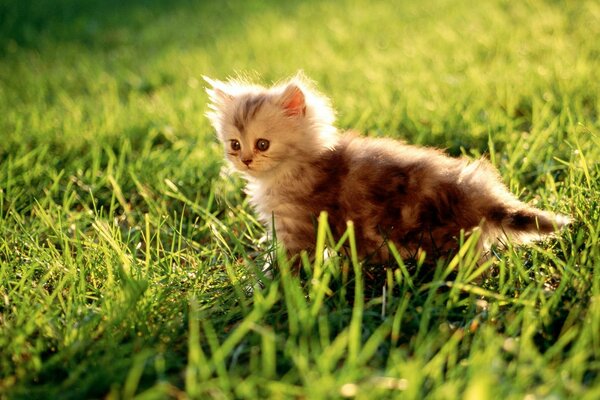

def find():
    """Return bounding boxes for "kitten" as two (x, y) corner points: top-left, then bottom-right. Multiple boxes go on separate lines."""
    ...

(205, 74), (570, 262)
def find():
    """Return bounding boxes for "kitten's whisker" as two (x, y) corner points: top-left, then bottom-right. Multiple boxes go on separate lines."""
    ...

(261, 155), (283, 161)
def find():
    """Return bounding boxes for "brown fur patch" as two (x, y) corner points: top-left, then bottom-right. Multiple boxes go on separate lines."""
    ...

(272, 134), (565, 259)
(234, 95), (267, 134)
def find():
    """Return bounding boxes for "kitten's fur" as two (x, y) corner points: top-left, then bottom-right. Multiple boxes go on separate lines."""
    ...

(205, 74), (570, 261)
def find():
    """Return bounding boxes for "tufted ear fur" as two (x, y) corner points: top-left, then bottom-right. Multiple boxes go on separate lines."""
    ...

(203, 76), (233, 133)
(279, 83), (306, 116)
(203, 76), (233, 106)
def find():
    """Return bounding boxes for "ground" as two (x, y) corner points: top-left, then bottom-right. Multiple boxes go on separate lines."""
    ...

(0, 0), (599, 398)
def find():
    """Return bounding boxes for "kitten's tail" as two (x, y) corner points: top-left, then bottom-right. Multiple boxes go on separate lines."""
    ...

(486, 205), (571, 244)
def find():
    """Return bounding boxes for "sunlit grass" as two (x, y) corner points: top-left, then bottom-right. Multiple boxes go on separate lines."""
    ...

(1, 0), (599, 398)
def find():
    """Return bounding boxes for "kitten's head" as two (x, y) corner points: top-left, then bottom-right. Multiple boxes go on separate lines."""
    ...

(205, 74), (337, 178)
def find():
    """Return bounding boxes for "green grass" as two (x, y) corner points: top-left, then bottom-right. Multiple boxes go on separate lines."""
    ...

(1, 0), (599, 398)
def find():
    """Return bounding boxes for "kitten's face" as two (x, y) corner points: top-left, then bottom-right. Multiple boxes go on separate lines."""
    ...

(206, 79), (309, 178)
(219, 98), (303, 177)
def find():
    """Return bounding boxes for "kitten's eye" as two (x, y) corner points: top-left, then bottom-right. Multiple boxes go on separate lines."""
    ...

(230, 140), (241, 151)
(256, 139), (270, 151)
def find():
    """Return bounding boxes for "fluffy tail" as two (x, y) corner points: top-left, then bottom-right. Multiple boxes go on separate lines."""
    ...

(486, 205), (571, 244)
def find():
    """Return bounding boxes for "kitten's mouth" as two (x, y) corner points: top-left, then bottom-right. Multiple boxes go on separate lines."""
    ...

(242, 165), (267, 176)
(242, 164), (257, 173)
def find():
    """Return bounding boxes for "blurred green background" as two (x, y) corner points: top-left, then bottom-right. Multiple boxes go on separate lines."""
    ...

(3, 0), (597, 149)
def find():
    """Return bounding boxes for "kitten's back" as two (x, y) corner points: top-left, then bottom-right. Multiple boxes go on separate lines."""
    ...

(305, 135), (568, 258)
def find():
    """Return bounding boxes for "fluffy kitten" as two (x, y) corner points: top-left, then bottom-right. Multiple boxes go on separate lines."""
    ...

(205, 75), (570, 262)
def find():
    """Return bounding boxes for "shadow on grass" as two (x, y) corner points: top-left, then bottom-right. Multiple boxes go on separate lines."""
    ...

(0, 0), (311, 56)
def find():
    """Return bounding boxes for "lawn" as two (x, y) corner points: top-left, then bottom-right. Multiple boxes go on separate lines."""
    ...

(1, 0), (599, 398)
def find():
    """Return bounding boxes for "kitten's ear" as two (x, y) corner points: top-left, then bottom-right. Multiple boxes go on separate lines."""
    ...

(279, 83), (306, 116)
(203, 76), (233, 105)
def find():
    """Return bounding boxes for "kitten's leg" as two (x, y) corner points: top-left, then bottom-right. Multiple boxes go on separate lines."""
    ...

(274, 220), (319, 274)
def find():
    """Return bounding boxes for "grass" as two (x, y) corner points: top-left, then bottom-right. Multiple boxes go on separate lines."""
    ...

(1, 0), (599, 398)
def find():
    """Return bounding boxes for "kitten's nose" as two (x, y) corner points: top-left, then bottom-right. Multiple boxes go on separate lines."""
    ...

(242, 158), (253, 166)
